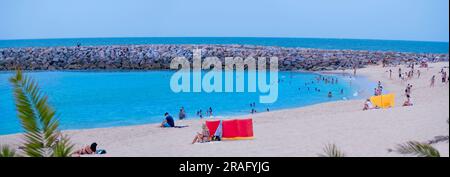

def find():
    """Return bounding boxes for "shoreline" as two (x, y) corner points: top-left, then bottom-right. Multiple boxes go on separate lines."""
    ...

(0, 62), (448, 157)
(0, 70), (373, 136)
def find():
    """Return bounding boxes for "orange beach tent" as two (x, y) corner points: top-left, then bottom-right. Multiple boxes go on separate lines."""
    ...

(206, 118), (254, 140)
(370, 94), (395, 108)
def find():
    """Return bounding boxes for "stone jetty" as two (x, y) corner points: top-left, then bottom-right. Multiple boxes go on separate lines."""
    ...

(0, 45), (448, 71)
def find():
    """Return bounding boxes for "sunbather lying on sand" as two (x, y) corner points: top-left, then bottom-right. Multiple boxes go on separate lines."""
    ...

(192, 123), (211, 144)
(72, 142), (97, 157)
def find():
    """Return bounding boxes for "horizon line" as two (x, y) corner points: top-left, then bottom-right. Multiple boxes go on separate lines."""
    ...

(0, 36), (448, 43)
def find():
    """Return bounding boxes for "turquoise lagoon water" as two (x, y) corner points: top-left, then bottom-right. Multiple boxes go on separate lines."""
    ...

(0, 71), (375, 135)
(0, 37), (448, 53)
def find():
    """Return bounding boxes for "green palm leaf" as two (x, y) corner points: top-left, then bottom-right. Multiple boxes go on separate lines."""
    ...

(9, 69), (73, 157)
(394, 141), (440, 157)
(319, 144), (346, 157)
(52, 135), (75, 157)
(0, 145), (17, 157)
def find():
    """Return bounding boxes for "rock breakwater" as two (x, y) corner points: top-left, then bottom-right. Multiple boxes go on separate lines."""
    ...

(0, 45), (448, 71)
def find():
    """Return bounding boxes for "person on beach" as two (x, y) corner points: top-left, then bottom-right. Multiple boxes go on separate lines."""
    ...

(417, 70), (421, 79)
(192, 123), (211, 144)
(403, 94), (413, 107)
(197, 110), (203, 119)
(376, 81), (383, 95)
(442, 71), (447, 83)
(161, 112), (175, 128)
(405, 84), (412, 97)
(363, 99), (372, 111)
(207, 107), (213, 117)
(72, 142), (97, 157)
(389, 69), (392, 79)
(179, 107), (186, 120)
(430, 75), (436, 87)
(398, 68), (402, 78)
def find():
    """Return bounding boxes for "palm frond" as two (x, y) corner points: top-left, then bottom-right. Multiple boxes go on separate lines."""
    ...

(0, 145), (17, 157)
(319, 144), (346, 157)
(9, 69), (73, 157)
(394, 141), (440, 157)
(52, 135), (74, 157)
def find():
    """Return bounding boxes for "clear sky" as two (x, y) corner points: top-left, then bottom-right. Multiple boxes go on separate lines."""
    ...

(0, 0), (448, 42)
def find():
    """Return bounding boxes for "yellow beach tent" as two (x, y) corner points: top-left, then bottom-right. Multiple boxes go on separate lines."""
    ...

(370, 94), (395, 108)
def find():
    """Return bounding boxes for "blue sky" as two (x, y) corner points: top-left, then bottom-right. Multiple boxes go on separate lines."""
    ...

(0, 0), (448, 42)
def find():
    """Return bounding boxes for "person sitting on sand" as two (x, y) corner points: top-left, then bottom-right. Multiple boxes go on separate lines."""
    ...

(192, 123), (211, 144)
(363, 99), (373, 111)
(72, 142), (97, 157)
(403, 94), (413, 107)
(161, 112), (175, 128)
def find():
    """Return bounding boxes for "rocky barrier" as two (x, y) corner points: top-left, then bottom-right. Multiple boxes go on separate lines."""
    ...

(0, 45), (448, 71)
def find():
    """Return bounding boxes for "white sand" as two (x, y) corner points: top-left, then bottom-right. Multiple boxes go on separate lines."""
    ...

(1, 62), (448, 157)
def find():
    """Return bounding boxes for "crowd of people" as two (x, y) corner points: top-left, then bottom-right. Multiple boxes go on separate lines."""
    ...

(365, 63), (449, 110)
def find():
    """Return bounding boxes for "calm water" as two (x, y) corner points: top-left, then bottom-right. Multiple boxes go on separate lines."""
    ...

(0, 71), (375, 135)
(0, 37), (448, 53)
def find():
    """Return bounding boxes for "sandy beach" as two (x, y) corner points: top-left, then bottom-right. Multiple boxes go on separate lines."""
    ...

(0, 62), (448, 157)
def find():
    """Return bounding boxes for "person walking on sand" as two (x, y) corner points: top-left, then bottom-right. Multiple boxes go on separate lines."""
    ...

(389, 69), (392, 79)
(442, 71), (447, 84)
(398, 68), (402, 79)
(405, 84), (412, 96)
(430, 75), (436, 87)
